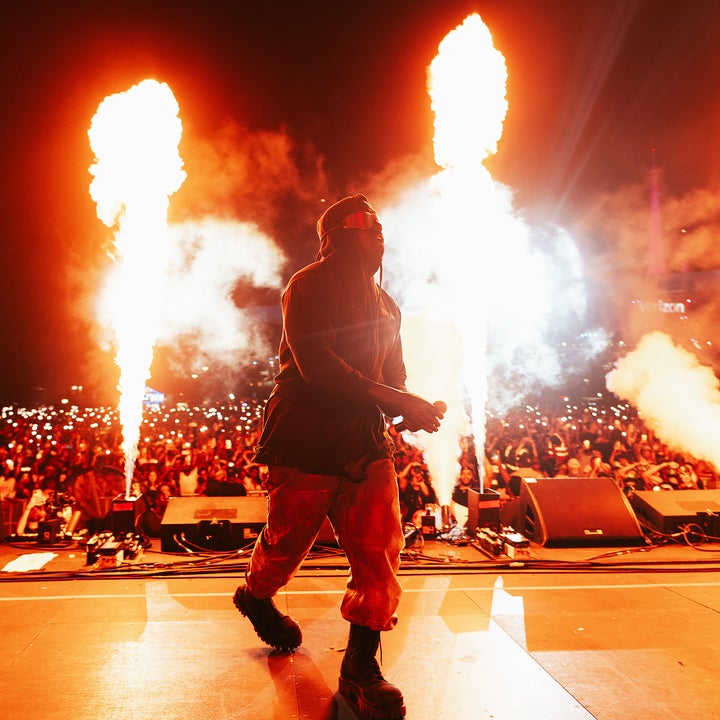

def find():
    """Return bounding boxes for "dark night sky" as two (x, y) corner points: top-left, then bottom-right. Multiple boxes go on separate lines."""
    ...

(1, 0), (719, 404)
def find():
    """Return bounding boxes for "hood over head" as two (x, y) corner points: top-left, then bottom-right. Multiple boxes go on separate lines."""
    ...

(316, 194), (378, 259)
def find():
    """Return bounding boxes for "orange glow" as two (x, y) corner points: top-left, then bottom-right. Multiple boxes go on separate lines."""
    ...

(89, 79), (186, 492)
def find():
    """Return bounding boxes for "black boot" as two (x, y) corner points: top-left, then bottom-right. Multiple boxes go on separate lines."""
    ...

(339, 623), (405, 719)
(232, 585), (302, 652)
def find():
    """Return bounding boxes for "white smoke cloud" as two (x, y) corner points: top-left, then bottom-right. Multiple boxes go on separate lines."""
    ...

(158, 216), (286, 370)
(606, 331), (720, 468)
(378, 172), (596, 415)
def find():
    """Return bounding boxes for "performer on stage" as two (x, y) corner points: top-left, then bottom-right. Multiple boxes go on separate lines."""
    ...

(233, 193), (443, 719)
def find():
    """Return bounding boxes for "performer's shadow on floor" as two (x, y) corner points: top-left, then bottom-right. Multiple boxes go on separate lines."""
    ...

(267, 650), (359, 719)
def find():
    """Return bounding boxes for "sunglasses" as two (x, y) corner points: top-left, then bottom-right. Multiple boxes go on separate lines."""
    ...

(341, 211), (378, 230)
(323, 211), (380, 237)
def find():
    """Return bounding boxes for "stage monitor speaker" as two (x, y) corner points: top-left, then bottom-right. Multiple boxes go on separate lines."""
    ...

(630, 489), (720, 534)
(160, 496), (338, 552)
(518, 477), (646, 547)
(161, 496), (268, 552)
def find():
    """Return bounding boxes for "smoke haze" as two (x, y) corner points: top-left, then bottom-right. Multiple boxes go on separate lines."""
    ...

(578, 178), (720, 278)
(160, 216), (286, 374)
(373, 168), (595, 414)
(607, 331), (720, 468)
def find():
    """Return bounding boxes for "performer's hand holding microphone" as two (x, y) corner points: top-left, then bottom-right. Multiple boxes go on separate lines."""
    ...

(392, 399), (446, 434)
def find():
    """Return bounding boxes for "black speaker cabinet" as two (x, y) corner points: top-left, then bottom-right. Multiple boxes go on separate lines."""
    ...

(630, 489), (720, 534)
(467, 488), (501, 532)
(161, 496), (268, 552)
(518, 477), (646, 547)
(111, 493), (148, 533)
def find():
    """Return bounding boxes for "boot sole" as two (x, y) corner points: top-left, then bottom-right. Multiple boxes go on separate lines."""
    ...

(339, 676), (406, 719)
(232, 586), (302, 652)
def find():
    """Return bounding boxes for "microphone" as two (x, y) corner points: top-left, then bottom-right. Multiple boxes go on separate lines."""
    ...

(392, 400), (446, 433)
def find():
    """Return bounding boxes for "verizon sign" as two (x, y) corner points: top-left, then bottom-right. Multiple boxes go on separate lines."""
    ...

(631, 299), (688, 314)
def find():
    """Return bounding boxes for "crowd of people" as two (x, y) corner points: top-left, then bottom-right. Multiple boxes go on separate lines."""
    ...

(482, 400), (718, 492)
(1, 394), (717, 540)
(0, 402), (268, 536)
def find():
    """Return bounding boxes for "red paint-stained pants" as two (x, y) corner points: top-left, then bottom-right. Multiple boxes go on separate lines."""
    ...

(245, 458), (404, 632)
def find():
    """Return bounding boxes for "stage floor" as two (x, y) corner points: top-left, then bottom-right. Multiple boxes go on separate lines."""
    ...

(2, 536), (720, 720)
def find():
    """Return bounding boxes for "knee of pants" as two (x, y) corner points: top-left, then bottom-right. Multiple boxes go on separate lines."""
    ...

(332, 458), (403, 552)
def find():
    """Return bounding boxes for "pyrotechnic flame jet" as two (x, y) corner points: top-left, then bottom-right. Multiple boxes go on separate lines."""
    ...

(384, 15), (510, 505)
(383, 14), (586, 506)
(425, 15), (507, 501)
(89, 79), (186, 495)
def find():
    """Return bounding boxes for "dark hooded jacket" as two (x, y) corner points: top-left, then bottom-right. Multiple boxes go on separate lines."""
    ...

(254, 198), (407, 477)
